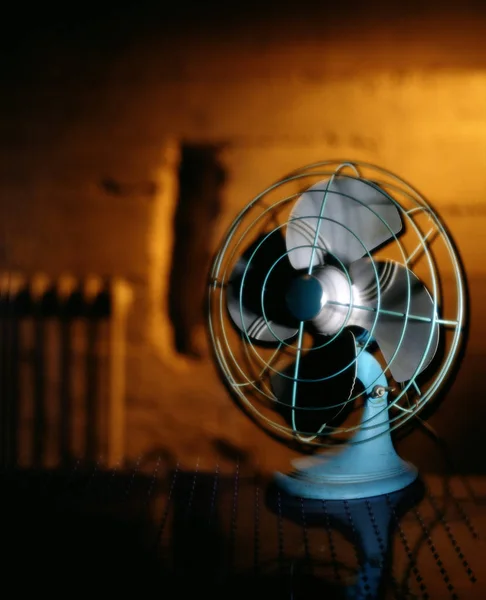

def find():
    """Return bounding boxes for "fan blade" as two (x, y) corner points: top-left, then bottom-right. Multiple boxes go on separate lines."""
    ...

(286, 177), (402, 269)
(227, 230), (298, 343)
(271, 330), (357, 435)
(348, 259), (439, 382)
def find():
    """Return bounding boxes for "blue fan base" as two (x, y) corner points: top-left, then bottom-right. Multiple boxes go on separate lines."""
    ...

(274, 443), (418, 500)
(274, 348), (418, 500)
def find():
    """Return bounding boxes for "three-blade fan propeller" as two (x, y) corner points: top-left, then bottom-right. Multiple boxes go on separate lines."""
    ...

(227, 175), (439, 433)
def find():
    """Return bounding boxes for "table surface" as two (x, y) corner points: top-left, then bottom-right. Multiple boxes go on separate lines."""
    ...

(1, 463), (485, 599)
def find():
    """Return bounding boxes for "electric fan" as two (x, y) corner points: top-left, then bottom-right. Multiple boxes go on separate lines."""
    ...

(208, 160), (465, 500)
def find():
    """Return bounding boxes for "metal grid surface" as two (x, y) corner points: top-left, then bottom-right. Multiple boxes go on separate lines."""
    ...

(2, 461), (485, 599)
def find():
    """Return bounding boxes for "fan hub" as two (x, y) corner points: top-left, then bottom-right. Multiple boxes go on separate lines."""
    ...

(313, 266), (355, 335)
(285, 274), (325, 321)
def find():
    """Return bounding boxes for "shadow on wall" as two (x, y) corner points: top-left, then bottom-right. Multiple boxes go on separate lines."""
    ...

(168, 143), (226, 359)
(0, 278), (125, 469)
(396, 349), (486, 475)
(1, 271), (483, 476)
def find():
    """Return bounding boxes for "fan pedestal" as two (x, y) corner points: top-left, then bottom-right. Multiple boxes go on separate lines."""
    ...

(274, 350), (418, 500)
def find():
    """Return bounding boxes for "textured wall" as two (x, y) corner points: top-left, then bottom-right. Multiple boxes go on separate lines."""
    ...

(2, 4), (486, 473)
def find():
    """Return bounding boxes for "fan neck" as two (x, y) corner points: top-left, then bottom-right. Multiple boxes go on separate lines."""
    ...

(352, 348), (392, 446)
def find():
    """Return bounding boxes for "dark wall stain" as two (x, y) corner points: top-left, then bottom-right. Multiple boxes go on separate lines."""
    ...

(169, 144), (226, 357)
(100, 178), (158, 198)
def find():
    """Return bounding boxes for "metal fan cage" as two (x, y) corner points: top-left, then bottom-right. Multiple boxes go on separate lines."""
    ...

(208, 160), (466, 446)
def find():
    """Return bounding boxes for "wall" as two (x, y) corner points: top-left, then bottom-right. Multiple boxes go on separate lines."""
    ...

(2, 3), (486, 474)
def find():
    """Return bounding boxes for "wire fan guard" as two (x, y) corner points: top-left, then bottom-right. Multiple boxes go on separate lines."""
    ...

(208, 161), (465, 449)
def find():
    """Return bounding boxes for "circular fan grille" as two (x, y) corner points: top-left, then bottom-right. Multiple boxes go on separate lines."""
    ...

(208, 161), (465, 446)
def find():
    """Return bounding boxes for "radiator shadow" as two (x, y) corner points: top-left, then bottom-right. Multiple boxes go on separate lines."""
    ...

(0, 280), (113, 469)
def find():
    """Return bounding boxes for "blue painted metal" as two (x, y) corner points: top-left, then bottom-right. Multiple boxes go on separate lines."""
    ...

(354, 329), (374, 346)
(285, 274), (324, 321)
(273, 348), (418, 499)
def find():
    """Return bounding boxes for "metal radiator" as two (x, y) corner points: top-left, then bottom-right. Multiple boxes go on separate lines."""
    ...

(0, 273), (133, 468)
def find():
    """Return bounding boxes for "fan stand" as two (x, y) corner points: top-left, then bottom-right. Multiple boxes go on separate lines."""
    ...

(274, 349), (418, 500)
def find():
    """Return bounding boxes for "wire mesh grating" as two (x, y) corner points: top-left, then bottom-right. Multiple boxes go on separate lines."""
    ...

(1, 456), (484, 598)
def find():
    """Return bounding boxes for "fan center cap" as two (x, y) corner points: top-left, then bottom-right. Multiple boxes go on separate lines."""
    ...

(285, 274), (325, 321)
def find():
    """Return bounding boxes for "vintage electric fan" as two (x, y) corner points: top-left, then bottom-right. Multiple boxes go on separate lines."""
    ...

(208, 160), (465, 500)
